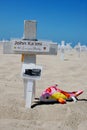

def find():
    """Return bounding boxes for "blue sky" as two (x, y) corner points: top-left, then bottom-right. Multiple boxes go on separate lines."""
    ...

(0, 0), (87, 46)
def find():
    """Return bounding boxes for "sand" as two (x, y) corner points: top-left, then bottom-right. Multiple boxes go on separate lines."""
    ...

(0, 44), (87, 130)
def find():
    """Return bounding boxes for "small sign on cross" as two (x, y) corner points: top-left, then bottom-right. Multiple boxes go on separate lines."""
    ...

(12, 40), (50, 53)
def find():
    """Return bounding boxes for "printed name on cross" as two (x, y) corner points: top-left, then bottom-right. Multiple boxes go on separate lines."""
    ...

(14, 41), (42, 46)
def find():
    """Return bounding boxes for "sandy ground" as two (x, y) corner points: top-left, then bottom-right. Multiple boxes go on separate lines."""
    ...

(0, 44), (87, 130)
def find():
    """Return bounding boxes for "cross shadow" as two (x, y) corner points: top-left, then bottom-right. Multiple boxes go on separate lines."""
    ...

(64, 59), (69, 61)
(78, 99), (87, 101)
(31, 100), (59, 108)
(31, 98), (87, 109)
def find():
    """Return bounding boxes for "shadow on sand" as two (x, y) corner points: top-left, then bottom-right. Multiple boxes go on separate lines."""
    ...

(31, 98), (87, 108)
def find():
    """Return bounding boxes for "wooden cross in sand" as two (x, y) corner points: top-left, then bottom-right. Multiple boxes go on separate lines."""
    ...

(3, 20), (58, 108)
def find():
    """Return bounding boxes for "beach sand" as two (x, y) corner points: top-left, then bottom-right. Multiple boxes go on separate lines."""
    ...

(0, 44), (87, 130)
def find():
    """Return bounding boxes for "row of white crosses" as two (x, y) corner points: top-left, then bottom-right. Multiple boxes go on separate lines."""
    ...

(74, 42), (87, 57)
(58, 41), (87, 59)
(3, 20), (58, 108)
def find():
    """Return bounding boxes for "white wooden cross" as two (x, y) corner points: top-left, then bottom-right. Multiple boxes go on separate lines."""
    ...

(3, 20), (58, 108)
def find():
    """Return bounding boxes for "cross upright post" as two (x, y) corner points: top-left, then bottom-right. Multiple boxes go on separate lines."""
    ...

(22, 20), (37, 108)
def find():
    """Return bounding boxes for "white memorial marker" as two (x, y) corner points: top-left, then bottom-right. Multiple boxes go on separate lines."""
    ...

(60, 41), (65, 60)
(77, 42), (81, 57)
(3, 20), (58, 108)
